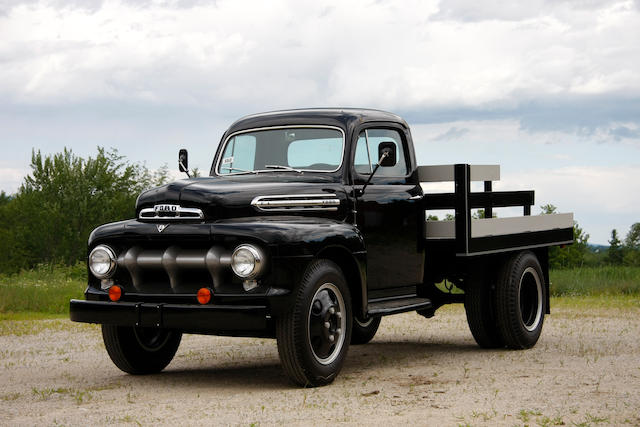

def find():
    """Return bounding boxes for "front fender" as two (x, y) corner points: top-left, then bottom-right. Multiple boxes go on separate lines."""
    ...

(212, 216), (367, 315)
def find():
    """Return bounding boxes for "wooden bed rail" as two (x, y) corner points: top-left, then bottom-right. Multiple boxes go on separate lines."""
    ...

(420, 164), (573, 256)
(418, 164), (500, 182)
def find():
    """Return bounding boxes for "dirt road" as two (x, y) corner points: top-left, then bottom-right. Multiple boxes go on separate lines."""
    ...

(1, 303), (639, 426)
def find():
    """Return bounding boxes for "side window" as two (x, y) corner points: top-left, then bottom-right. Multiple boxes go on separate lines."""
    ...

(219, 135), (256, 174)
(354, 129), (407, 177)
(354, 132), (372, 174)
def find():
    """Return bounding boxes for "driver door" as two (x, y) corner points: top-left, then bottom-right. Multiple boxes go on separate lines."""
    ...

(352, 127), (424, 291)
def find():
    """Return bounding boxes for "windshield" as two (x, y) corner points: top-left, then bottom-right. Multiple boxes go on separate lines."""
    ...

(216, 126), (344, 175)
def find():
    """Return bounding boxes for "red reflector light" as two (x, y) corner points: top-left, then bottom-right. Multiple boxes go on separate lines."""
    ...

(108, 285), (122, 301)
(197, 288), (212, 305)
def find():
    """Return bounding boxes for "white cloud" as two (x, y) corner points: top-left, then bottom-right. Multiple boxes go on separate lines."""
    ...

(498, 165), (640, 214)
(431, 126), (469, 141)
(0, 0), (639, 112)
(497, 165), (640, 244)
(410, 118), (640, 244)
(0, 166), (29, 194)
(1, 0), (639, 242)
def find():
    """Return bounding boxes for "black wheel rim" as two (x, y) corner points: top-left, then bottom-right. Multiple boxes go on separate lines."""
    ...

(307, 283), (346, 365)
(133, 327), (171, 352)
(518, 267), (543, 332)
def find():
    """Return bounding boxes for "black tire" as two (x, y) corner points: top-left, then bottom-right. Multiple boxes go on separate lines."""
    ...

(351, 315), (381, 345)
(102, 325), (182, 374)
(464, 279), (504, 348)
(276, 259), (352, 387)
(495, 251), (546, 349)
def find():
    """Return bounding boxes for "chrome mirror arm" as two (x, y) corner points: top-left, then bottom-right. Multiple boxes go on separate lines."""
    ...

(359, 151), (389, 196)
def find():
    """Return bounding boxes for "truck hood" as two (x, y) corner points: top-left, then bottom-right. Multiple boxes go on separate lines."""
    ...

(135, 175), (349, 221)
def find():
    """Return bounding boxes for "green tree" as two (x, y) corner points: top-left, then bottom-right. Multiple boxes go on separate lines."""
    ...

(472, 209), (495, 219)
(623, 223), (640, 266)
(0, 147), (165, 273)
(0, 191), (11, 206)
(540, 204), (589, 268)
(625, 223), (640, 249)
(607, 229), (623, 265)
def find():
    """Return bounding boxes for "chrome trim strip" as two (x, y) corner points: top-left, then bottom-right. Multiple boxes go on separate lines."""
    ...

(251, 194), (341, 212)
(214, 125), (346, 176)
(139, 204), (204, 221)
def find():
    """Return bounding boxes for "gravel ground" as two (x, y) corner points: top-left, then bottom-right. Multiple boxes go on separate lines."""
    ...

(1, 303), (639, 426)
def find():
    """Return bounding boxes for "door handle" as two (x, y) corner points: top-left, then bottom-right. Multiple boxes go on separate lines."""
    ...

(409, 195), (423, 200)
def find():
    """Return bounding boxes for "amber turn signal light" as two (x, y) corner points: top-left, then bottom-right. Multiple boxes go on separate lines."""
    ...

(197, 288), (212, 305)
(108, 285), (122, 301)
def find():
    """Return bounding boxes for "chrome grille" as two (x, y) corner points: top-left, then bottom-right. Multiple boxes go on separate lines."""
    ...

(117, 245), (230, 292)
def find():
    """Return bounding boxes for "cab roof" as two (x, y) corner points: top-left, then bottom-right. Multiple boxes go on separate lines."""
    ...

(225, 108), (408, 136)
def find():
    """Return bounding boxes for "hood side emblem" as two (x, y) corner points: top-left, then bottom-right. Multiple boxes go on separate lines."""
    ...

(157, 224), (169, 233)
(139, 205), (204, 220)
(251, 194), (340, 212)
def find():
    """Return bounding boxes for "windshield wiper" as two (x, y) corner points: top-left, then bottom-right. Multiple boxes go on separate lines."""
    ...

(220, 166), (257, 174)
(264, 165), (303, 173)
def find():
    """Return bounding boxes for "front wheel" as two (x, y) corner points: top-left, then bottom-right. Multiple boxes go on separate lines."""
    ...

(495, 251), (546, 349)
(102, 325), (182, 374)
(276, 259), (352, 387)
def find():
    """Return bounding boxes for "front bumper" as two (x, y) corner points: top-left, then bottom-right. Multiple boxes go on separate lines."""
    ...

(69, 299), (269, 334)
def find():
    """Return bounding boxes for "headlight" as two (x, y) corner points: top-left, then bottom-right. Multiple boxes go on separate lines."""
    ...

(231, 244), (264, 279)
(89, 245), (117, 279)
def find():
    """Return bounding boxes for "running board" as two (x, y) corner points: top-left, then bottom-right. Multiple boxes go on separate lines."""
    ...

(367, 297), (433, 316)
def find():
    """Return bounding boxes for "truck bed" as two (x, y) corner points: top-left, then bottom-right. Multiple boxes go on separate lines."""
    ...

(419, 164), (574, 256)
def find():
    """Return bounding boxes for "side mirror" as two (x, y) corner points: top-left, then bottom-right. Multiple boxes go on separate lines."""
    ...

(178, 149), (189, 172)
(378, 141), (397, 167)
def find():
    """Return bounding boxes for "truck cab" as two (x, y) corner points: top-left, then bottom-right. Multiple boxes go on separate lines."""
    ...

(70, 108), (573, 386)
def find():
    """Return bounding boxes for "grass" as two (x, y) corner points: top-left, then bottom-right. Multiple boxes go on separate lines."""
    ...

(550, 266), (640, 296)
(0, 263), (85, 315)
(0, 317), (96, 336)
(0, 311), (68, 321)
(0, 263), (638, 318)
(551, 294), (640, 311)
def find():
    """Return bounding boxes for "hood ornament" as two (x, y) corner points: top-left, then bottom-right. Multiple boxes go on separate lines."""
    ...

(157, 224), (169, 233)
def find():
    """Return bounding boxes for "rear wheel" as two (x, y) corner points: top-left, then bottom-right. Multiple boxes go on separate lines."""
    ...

(102, 325), (182, 374)
(495, 251), (546, 349)
(464, 279), (504, 348)
(351, 315), (381, 345)
(276, 259), (352, 387)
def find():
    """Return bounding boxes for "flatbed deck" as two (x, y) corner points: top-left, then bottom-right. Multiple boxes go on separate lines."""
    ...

(419, 164), (574, 255)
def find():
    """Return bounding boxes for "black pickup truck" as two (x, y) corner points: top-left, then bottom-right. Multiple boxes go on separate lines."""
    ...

(70, 108), (574, 386)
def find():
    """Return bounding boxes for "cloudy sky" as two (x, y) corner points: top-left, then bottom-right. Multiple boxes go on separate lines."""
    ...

(1, 0), (639, 243)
